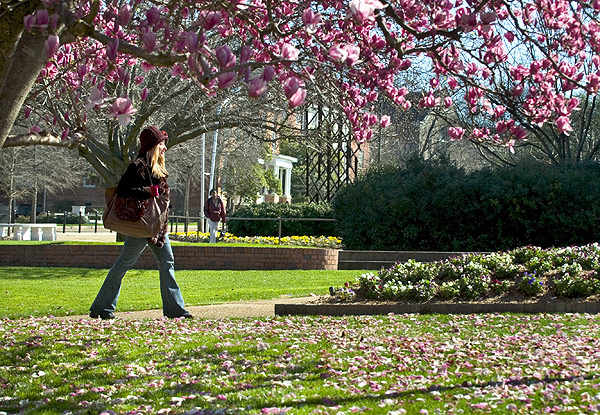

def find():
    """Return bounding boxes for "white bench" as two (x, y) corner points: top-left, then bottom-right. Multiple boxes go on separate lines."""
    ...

(0, 223), (16, 238)
(0, 223), (57, 241)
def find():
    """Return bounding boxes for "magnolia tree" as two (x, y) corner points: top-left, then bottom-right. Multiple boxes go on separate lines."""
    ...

(1, 0), (599, 156)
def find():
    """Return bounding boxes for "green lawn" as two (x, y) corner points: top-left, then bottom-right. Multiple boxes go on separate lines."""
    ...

(1, 313), (599, 414)
(0, 267), (363, 319)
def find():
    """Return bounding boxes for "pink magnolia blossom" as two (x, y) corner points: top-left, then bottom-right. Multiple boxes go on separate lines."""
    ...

(344, 45), (361, 66)
(35, 9), (49, 30)
(141, 31), (156, 52)
(328, 44), (348, 62)
(23, 14), (35, 31)
(556, 116), (573, 134)
(261, 66), (275, 82)
(15, 0), (600, 155)
(85, 86), (107, 110)
(202, 11), (222, 30)
(302, 8), (321, 33)
(349, 0), (386, 24)
(49, 13), (58, 31)
(283, 77), (301, 98)
(146, 7), (161, 26)
(215, 45), (236, 68)
(288, 88), (306, 109)
(366, 90), (378, 102)
(108, 96), (136, 126)
(45, 35), (59, 58)
(240, 45), (252, 64)
(140, 87), (149, 101)
(493, 106), (506, 119)
(106, 38), (119, 61)
(217, 72), (236, 89)
(61, 128), (70, 140)
(448, 127), (465, 140)
(587, 73), (600, 91)
(421, 93), (438, 108)
(119, 5), (131, 25)
(77, 64), (88, 79)
(281, 43), (299, 61)
(186, 31), (198, 53)
(380, 115), (391, 128)
(249, 77), (268, 97)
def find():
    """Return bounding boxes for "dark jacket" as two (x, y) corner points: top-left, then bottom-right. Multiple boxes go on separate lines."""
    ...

(117, 156), (170, 246)
(204, 197), (226, 223)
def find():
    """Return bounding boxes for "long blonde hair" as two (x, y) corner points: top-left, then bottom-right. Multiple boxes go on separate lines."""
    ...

(146, 144), (168, 178)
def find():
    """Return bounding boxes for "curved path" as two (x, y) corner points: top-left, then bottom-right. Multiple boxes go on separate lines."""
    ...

(63, 296), (315, 320)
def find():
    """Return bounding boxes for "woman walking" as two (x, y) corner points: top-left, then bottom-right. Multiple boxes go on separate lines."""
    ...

(90, 126), (193, 319)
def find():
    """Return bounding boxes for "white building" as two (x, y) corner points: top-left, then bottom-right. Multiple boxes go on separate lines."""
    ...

(257, 154), (298, 204)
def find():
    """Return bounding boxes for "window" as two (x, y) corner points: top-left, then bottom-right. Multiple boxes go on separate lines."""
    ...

(82, 174), (102, 188)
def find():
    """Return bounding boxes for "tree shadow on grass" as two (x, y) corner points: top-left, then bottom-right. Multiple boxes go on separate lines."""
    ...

(0, 267), (105, 280)
(3, 321), (598, 415)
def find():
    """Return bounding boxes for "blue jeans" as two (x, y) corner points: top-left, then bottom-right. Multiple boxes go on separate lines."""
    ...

(90, 235), (189, 318)
(207, 219), (219, 243)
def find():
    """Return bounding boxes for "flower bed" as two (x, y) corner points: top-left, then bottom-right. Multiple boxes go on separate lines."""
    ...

(169, 232), (343, 248)
(332, 244), (600, 303)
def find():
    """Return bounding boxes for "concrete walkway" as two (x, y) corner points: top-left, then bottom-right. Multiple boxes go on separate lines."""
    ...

(62, 296), (316, 320)
(56, 229), (118, 242)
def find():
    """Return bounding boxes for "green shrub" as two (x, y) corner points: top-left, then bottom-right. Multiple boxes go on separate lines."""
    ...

(518, 272), (544, 296)
(437, 281), (460, 299)
(554, 272), (600, 298)
(490, 278), (512, 295)
(227, 202), (336, 237)
(553, 262), (600, 298)
(457, 273), (491, 300)
(332, 158), (600, 251)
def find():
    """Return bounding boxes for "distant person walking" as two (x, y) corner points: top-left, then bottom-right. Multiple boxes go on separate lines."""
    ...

(90, 126), (193, 320)
(204, 188), (226, 243)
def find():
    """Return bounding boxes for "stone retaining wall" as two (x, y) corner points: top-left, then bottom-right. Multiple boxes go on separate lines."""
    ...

(0, 244), (339, 270)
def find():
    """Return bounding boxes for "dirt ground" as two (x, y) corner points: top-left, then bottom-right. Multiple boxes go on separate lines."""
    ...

(61, 296), (316, 320)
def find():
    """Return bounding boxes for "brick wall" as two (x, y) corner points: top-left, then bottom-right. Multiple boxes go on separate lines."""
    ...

(0, 245), (339, 270)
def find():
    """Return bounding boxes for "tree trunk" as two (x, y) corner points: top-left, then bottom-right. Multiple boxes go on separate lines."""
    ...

(0, 26), (47, 148)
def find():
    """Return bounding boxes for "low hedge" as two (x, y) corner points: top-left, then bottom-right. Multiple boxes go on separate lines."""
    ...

(227, 202), (337, 237)
(332, 159), (600, 251)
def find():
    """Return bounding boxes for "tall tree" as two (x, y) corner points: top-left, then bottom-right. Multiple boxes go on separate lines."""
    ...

(1, 0), (598, 156)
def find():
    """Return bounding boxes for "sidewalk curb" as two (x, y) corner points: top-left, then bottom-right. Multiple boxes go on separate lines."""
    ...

(274, 301), (600, 315)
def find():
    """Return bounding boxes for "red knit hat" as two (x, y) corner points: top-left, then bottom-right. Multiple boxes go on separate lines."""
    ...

(139, 126), (168, 154)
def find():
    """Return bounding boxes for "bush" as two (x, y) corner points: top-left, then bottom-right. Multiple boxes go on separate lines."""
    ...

(518, 271), (544, 297)
(554, 272), (600, 298)
(332, 158), (600, 251)
(227, 202), (336, 237)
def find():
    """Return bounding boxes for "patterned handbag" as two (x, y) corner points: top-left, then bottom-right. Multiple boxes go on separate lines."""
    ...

(103, 162), (167, 238)
(114, 196), (149, 222)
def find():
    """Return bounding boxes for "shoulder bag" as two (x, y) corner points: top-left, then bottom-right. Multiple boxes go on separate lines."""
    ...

(102, 162), (168, 238)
